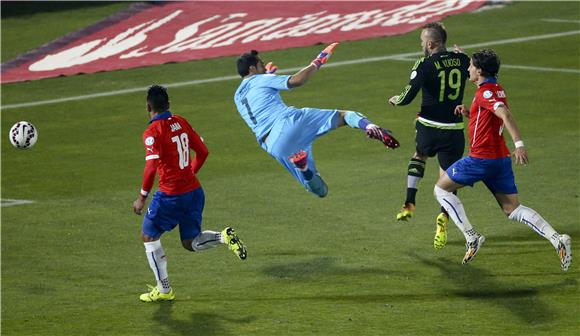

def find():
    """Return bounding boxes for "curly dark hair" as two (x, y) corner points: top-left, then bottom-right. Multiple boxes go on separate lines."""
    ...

(472, 49), (501, 78)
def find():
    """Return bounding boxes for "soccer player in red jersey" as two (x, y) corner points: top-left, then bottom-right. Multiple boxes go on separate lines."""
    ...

(133, 85), (247, 302)
(433, 50), (572, 270)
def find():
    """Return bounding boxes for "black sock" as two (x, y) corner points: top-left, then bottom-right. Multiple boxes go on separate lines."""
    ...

(406, 188), (418, 205)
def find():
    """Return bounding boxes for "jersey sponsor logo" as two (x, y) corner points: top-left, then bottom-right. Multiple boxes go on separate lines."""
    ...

(145, 136), (155, 146)
(483, 90), (493, 99)
(410, 70), (417, 80)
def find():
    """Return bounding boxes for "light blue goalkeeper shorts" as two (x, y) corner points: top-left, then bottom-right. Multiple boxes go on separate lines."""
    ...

(261, 107), (340, 186)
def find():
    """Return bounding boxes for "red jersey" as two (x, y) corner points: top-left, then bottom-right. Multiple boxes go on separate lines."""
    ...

(468, 81), (511, 159)
(141, 112), (208, 195)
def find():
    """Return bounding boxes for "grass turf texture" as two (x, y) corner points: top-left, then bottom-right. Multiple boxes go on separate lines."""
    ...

(1, 1), (579, 335)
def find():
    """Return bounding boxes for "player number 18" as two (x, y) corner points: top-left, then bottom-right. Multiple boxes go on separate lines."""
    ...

(171, 133), (189, 169)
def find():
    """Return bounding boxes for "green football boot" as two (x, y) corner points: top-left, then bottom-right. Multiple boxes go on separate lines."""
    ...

(222, 227), (247, 260)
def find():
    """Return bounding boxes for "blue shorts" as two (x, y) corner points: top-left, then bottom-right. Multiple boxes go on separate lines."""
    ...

(261, 107), (340, 186)
(447, 156), (518, 194)
(142, 187), (205, 240)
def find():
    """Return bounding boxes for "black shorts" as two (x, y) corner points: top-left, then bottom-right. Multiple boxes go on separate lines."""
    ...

(415, 121), (465, 170)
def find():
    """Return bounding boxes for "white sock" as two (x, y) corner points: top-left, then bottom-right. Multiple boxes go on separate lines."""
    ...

(434, 185), (478, 242)
(508, 205), (560, 249)
(408, 175), (421, 189)
(191, 231), (223, 251)
(144, 240), (171, 294)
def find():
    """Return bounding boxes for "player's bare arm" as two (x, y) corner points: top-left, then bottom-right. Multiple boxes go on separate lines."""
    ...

(288, 65), (318, 88)
(288, 42), (339, 88)
(494, 105), (529, 165)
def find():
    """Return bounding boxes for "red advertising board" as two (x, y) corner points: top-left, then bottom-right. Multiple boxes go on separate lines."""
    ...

(1, 1), (484, 83)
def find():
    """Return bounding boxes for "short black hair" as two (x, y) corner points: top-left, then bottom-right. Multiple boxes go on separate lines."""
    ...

(423, 22), (447, 45)
(237, 50), (260, 77)
(472, 49), (500, 77)
(147, 85), (169, 112)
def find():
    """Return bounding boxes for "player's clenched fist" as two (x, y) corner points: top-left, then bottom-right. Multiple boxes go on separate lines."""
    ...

(311, 42), (339, 69)
(265, 62), (278, 74)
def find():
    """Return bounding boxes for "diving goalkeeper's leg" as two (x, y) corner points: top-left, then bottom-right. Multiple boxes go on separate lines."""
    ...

(289, 150), (328, 198)
(339, 111), (400, 149)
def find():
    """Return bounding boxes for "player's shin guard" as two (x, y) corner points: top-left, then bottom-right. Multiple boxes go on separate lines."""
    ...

(434, 185), (478, 242)
(306, 174), (328, 198)
(191, 231), (223, 251)
(344, 111), (372, 129)
(144, 240), (171, 294)
(508, 205), (560, 248)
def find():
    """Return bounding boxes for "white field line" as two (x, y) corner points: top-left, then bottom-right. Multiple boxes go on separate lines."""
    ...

(542, 19), (580, 24)
(2, 30), (579, 111)
(390, 54), (580, 74)
(1, 199), (35, 207)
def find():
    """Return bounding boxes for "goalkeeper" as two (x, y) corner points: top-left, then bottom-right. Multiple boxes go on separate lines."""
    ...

(234, 43), (399, 198)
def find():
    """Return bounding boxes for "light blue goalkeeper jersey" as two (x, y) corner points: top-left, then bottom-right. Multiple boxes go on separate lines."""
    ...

(234, 74), (294, 142)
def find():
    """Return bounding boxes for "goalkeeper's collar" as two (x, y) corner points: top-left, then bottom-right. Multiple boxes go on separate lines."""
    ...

(149, 111), (172, 124)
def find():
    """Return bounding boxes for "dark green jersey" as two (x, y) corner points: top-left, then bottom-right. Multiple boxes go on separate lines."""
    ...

(394, 51), (470, 126)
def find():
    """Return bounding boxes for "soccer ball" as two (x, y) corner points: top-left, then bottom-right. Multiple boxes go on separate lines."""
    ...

(9, 121), (38, 149)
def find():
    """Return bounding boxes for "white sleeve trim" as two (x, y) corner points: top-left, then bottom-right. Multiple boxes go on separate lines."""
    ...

(493, 102), (505, 111)
(145, 154), (159, 160)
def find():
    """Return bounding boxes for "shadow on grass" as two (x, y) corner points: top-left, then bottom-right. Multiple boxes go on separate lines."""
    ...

(153, 303), (256, 336)
(446, 230), (580, 247)
(262, 256), (408, 280)
(408, 252), (576, 325)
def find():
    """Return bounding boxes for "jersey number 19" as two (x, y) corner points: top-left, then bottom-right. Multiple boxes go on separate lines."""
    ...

(437, 68), (462, 102)
(172, 133), (189, 169)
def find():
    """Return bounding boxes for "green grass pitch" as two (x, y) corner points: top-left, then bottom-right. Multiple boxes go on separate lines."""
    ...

(1, 2), (579, 335)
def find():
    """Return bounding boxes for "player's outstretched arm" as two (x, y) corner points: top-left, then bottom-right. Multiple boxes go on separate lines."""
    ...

(494, 105), (529, 165)
(389, 58), (425, 106)
(288, 42), (339, 88)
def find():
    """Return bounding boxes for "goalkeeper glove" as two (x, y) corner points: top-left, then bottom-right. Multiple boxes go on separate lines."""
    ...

(311, 42), (339, 69)
(265, 62), (278, 74)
